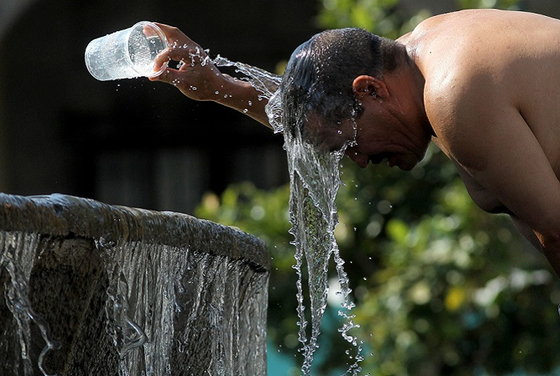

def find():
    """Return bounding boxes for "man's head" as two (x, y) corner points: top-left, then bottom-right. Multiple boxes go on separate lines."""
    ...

(277, 28), (403, 149)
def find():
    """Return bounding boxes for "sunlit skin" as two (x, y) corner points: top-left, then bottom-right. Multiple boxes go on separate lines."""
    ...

(149, 23), (271, 126)
(150, 10), (560, 277)
(318, 71), (433, 171)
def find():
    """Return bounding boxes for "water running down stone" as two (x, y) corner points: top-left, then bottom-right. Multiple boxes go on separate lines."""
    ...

(0, 194), (269, 376)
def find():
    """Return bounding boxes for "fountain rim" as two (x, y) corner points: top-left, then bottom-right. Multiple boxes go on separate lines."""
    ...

(0, 193), (269, 272)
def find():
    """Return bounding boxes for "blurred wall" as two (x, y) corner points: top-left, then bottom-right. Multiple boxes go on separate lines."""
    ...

(0, 0), (36, 37)
(0, 0), (318, 213)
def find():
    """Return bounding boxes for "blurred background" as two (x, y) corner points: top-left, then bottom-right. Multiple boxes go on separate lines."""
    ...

(3, 0), (560, 375)
(0, 0), (313, 213)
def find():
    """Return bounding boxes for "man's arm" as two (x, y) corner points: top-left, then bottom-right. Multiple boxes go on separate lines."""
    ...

(149, 23), (276, 128)
(510, 216), (543, 252)
(438, 147), (544, 252)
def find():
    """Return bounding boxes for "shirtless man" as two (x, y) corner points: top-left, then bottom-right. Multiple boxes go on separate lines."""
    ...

(150, 9), (560, 276)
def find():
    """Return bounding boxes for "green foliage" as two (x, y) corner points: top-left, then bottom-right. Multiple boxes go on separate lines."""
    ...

(196, 0), (560, 374)
(316, 0), (431, 37)
(337, 157), (560, 375)
(459, 0), (521, 10)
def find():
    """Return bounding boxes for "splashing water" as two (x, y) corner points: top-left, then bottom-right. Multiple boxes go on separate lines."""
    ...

(281, 117), (364, 375)
(213, 55), (281, 103)
(0, 232), (61, 376)
(211, 54), (365, 373)
(285, 133), (361, 374)
(0, 195), (269, 376)
(96, 238), (191, 376)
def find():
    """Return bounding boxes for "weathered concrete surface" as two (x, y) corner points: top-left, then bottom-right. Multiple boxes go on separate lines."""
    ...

(0, 193), (269, 376)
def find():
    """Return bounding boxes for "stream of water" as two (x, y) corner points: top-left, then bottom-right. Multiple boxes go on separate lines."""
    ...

(0, 50), (365, 375)
(96, 237), (267, 376)
(0, 232), (61, 376)
(213, 55), (365, 374)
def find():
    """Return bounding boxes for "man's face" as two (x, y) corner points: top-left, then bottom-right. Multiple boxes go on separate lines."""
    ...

(302, 112), (356, 153)
(345, 117), (422, 171)
(305, 103), (426, 171)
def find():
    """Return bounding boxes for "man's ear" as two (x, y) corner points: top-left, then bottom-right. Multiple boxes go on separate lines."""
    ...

(352, 75), (389, 100)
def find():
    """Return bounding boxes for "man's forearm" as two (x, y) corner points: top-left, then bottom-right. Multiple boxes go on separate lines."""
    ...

(148, 23), (280, 129)
(536, 231), (560, 277)
(512, 216), (560, 277)
(511, 216), (542, 251)
(213, 75), (275, 129)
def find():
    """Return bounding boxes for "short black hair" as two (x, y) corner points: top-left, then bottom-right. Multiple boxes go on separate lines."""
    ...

(277, 28), (402, 138)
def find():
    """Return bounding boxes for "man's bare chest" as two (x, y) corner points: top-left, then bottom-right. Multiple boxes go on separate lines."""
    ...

(450, 157), (512, 215)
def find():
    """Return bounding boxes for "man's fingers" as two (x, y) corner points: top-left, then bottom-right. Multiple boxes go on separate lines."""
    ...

(150, 67), (179, 84)
(152, 22), (196, 48)
(150, 23), (208, 72)
(153, 45), (208, 74)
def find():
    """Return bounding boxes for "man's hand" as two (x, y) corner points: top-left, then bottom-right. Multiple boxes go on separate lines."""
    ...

(149, 23), (226, 102)
(148, 23), (273, 128)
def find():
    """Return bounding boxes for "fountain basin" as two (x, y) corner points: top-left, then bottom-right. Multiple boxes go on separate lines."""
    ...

(0, 193), (269, 375)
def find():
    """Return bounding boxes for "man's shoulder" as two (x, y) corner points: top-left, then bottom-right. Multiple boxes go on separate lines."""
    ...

(423, 64), (487, 123)
(423, 62), (511, 167)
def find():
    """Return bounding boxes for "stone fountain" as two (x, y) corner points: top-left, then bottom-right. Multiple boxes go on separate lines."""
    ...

(0, 193), (269, 376)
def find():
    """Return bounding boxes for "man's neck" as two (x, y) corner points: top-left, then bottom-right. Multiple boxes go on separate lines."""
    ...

(384, 59), (431, 136)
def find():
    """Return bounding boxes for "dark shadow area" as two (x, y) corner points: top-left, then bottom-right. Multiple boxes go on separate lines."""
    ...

(0, 0), (320, 213)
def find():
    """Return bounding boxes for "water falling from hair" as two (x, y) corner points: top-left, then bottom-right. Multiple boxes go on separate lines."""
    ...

(274, 106), (363, 374)
(212, 53), (365, 374)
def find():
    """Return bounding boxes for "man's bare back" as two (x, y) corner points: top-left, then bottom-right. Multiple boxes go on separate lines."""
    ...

(412, 10), (560, 166)
(404, 10), (560, 219)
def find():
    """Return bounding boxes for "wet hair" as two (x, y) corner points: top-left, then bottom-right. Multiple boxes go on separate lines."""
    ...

(278, 28), (403, 138)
